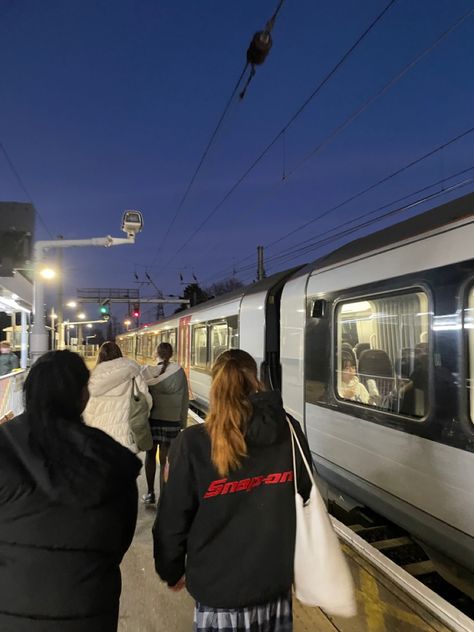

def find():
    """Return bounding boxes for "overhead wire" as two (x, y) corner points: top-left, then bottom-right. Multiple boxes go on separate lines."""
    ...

(262, 177), (473, 272)
(155, 0), (399, 274)
(148, 0), (289, 271)
(207, 124), (474, 284)
(0, 141), (54, 238)
(147, 61), (249, 269)
(203, 5), (474, 280)
(258, 165), (474, 269)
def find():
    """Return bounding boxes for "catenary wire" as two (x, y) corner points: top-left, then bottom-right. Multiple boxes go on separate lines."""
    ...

(260, 165), (474, 268)
(149, 0), (288, 270)
(147, 62), (249, 270)
(260, 178), (474, 272)
(213, 165), (474, 282)
(206, 6), (474, 279)
(207, 124), (474, 282)
(154, 0), (399, 274)
(0, 141), (54, 238)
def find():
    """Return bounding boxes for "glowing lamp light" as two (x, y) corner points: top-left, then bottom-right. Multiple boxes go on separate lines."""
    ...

(78, 312), (86, 320)
(39, 267), (56, 280)
(66, 301), (77, 308)
(124, 319), (131, 326)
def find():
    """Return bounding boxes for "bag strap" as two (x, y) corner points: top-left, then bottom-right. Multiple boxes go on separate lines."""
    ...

(287, 417), (317, 491)
(132, 377), (138, 397)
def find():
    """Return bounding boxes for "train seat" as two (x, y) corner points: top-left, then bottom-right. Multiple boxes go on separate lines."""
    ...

(358, 349), (394, 405)
(353, 342), (370, 361)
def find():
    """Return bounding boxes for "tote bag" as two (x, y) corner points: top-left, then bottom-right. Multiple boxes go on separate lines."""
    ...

(129, 378), (153, 452)
(288, 419), (357, 618)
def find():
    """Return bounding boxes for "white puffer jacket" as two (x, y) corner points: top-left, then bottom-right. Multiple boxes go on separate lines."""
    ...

(84, 357), (152, 451)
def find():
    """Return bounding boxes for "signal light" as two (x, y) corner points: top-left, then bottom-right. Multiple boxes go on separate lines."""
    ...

(132, 303), (140, 318)
(100, 305), (109, 314)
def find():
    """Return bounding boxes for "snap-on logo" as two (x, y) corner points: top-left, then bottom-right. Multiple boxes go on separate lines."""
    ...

(203, 471), (293, 499)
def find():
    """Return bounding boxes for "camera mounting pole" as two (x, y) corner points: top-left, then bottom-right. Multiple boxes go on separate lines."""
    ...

(31, 211), (144, 364)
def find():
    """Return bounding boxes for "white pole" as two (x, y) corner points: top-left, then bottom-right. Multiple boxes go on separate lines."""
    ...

(20, 310), (28, 368)
(29, 232), (137, 364)
(30, 257), (48, 364)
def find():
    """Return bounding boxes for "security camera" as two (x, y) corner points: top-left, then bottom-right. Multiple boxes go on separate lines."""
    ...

(121, 210), (144, 238)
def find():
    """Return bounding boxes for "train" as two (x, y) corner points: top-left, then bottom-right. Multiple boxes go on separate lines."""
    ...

(117, 191), (474, 594)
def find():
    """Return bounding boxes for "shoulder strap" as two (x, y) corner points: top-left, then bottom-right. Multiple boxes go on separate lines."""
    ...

(287, 416), (316, 491)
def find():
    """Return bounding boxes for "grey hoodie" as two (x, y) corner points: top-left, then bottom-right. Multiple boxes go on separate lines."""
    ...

(142, 362), (189, 426)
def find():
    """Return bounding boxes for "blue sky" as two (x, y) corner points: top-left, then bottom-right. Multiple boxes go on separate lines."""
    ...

(1, 0), (473, 320)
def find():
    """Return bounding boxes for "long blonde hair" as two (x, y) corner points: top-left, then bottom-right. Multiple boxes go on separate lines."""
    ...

(206, 349), (263, 477)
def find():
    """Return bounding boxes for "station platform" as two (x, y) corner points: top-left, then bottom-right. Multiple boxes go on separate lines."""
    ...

(118, 464), (464, 632)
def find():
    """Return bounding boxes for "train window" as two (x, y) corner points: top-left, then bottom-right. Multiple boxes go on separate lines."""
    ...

(161, 328), (177, 351)
(228, 315), (239, 348)
(468, 288), (474, 423)
(210, 322), (229, 364)
(336, 291), (429, 419)
(192, 325), (208, 368)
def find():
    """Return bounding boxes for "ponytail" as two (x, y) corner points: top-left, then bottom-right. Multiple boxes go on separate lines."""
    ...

(157, 342), (173, 376)
(206, 350), (262, 477)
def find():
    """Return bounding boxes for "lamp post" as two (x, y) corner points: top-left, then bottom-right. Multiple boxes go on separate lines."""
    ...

(30, 211), (143, 364)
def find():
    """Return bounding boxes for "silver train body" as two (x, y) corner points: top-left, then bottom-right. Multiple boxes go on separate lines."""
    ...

(117, 193), (474, 585)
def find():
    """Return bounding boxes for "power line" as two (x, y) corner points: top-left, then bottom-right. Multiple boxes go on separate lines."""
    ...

(203, 6), (474, 280)
(155, 0), (398, 273)
(147, 61), (249, 270)
(265, 125), (474, 252)
(0, 141), (54, 238)
(208, 126), (474, 283)
(262, 178), (473, 272)
(256, 165), (474, 269)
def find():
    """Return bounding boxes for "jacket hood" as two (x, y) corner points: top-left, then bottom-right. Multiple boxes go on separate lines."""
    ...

(88, 357), (140, 397)
(245, 390), (287, 447)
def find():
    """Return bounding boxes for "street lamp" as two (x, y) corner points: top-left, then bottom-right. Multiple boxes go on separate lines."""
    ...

(39, 267), (56, 280)
(124, 319), (131, 331)
(30, 210), (144, 364)
(78, 312), (86, 320)
(66, 301), (77, 308)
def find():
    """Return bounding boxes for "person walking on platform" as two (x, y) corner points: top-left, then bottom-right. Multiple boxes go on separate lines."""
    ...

(84, 341), (152, 451)
(0, 340), (19, 376)
(0, 350), (141, 632)
(141, 342), (189, 504)
(153, 349), (312, 632)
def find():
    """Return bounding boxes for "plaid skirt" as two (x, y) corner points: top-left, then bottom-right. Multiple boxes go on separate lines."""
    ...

(193, 592), (292, 632)
(149, 419), (180, 446)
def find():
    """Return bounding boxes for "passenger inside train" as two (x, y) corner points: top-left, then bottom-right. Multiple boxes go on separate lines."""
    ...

(338, 350), (370, 404)
(336, 292), (429, 417)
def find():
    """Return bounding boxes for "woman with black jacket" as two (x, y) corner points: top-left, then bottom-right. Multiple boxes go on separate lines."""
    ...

(153, 349), (311, 632)
(0, 350), (141, 632)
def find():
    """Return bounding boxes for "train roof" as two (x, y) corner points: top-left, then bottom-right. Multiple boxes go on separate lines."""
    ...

(302, 191), (474, 274)
(121, 266), (302, 335)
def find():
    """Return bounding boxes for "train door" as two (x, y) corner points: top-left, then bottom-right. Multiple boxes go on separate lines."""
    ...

(178, 315), (193, 398)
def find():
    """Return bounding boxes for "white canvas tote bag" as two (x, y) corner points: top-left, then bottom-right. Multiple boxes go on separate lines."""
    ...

(288, 419), (357, 617)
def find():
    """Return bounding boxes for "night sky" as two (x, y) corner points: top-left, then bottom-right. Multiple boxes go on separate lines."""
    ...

(1, 0), (473, 322)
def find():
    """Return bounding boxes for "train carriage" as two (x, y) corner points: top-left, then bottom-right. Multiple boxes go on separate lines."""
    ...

(117, 191), (474, 592)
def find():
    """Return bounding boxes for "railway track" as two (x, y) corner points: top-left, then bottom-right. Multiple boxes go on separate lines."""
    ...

(329, 501), (474, 624)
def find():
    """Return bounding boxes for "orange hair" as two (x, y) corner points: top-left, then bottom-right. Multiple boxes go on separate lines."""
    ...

(206, 349), (263, 477)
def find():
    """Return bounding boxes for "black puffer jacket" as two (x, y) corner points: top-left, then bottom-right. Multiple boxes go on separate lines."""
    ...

(0, 414), (141, 632)
(153, 391), (312, 608)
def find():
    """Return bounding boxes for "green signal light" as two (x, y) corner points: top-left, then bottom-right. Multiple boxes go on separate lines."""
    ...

(100, 305), (109, 314)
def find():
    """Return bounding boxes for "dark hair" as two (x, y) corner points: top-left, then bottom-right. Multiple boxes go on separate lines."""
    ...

(342, 349), (356, 369)
(97, 341), (122, 365)
(23, 352), (91, 495)
(24, 350), (89, 422)
(157, 342), (173, 376)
